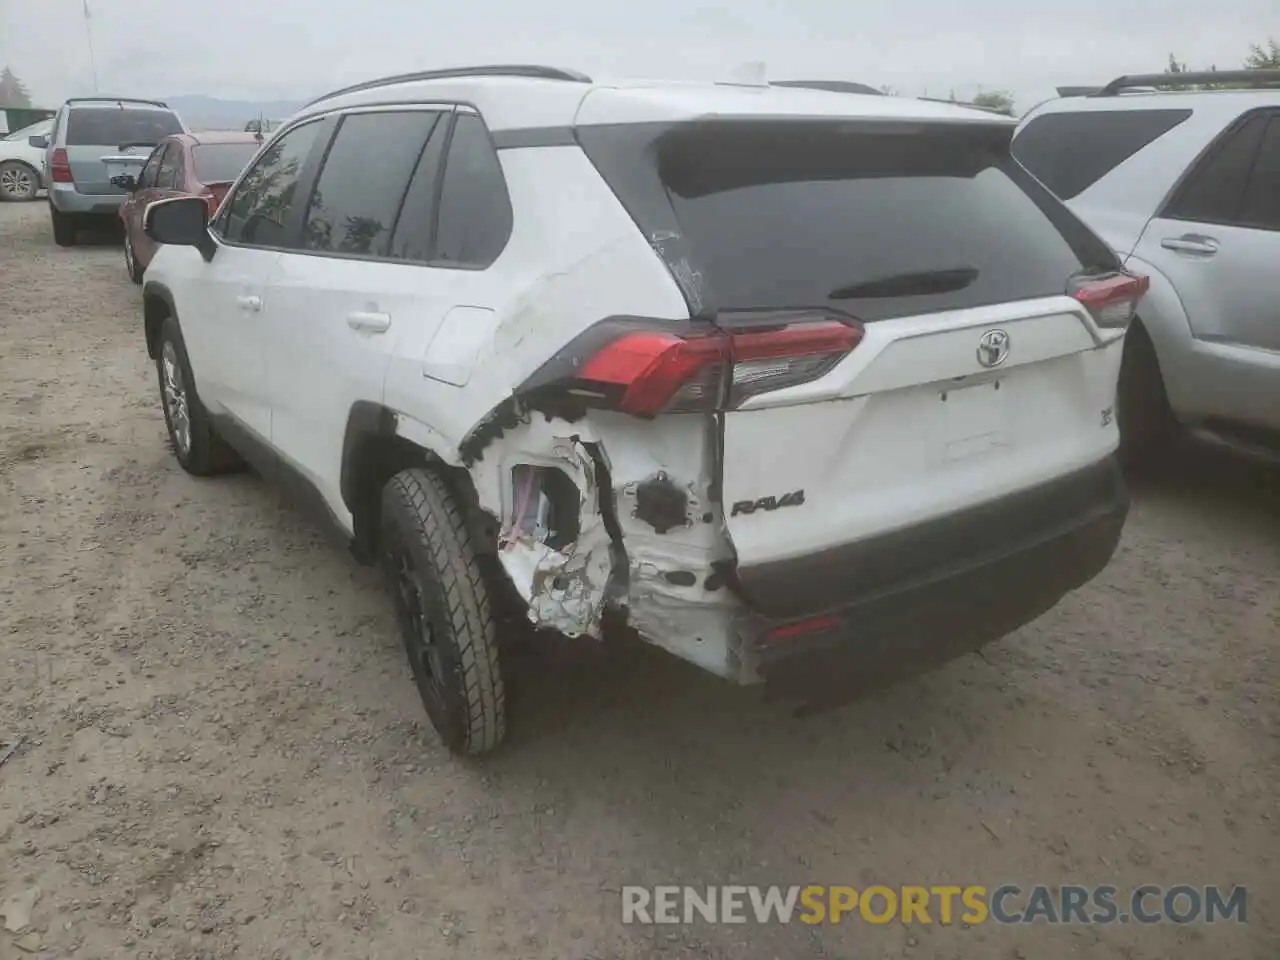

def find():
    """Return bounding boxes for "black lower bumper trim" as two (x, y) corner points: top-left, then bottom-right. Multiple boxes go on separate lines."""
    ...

(743, 457), (1128, 704)
(736, 457), (1127, 621)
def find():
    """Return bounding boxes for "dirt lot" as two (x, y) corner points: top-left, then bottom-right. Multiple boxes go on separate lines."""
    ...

(0, 199), (1277, 960)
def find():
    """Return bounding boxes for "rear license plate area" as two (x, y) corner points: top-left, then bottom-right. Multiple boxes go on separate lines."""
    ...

(941, 379), (1008, 460)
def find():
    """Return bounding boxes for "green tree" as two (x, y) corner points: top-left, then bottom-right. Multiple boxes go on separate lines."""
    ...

(971, 89), (1015, 115)
(1162, 40), (1278, 91)
(1245, 37), (1279, 69)
(0, 67), (33, 108)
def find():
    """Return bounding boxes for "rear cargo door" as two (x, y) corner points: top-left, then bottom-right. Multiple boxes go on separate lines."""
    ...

(654, 120), (1124, 618)
(65, 106), (183, 195)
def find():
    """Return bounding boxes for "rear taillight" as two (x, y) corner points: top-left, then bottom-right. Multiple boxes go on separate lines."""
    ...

(50, 148), (73, 183)
(539, 316), (862, 418)
(1070, 271), (1150, 329)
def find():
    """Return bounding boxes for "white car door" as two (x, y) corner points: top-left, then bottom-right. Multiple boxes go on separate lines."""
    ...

(183, 118), (331, 444)
(262, 107), (456, 527)
(263, 107), (518, 529)
(1131, 107), (1280, 429)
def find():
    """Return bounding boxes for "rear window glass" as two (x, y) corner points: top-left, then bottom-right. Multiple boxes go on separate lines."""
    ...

(582, 120), (1117, 322)
(66, 108), (183, 147)
(1012, 109), (1192, 200)
(192, 143), (260, 184)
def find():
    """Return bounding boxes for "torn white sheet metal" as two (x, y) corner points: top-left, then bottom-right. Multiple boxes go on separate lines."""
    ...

(472, 412), (749, 673)
(501, 527), (613, 637)
(480, 426), (615, 638)
(624, 545), (744, 680)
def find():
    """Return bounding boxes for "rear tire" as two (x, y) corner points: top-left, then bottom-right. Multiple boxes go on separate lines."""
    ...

(1117, 321), (1175, 470)
(381, 469), (506, 756)
(50, 205), (77, 247)
(0, 161), (39, 202)
(154, 316), (242, 476)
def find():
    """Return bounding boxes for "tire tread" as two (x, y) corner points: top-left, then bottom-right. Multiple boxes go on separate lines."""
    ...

(384, 468), (505, 755)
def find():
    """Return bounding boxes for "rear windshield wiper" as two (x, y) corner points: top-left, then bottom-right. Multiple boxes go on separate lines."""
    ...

(116, 140), (157, 152)
(829, 266), (979, 300)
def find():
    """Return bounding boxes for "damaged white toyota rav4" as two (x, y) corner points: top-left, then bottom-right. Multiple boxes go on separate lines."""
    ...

(139, 65), (1142, 755)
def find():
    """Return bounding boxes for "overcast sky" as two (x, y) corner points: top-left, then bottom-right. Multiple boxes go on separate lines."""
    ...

(1, 0), (1275, 111)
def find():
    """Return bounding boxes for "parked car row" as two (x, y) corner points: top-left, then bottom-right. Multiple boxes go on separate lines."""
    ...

(23, 96), (261, 263)
(31, 67), (1278, 758)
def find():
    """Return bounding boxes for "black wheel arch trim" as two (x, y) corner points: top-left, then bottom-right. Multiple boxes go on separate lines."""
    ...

(340, 400), (400, 513)
(142, 281), (178, 359)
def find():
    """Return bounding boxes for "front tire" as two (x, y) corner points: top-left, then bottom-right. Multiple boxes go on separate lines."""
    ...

(381, 469), (506, 756)
(154, 316), (241, 476)
(50, 205), (77, 247)
(0, 161), (39, 202)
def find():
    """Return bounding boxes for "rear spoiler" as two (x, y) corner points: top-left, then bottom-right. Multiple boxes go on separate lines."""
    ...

(67, 96), (170, 109)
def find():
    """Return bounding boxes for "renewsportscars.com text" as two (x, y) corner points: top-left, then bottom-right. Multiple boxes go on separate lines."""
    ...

(621, 884), (1247, 926)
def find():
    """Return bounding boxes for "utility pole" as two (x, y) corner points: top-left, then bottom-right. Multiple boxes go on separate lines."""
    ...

(82, 0), (100, 93)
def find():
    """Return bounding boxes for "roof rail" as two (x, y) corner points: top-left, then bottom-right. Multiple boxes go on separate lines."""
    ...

(65, 96), (170, 108)
(771, 79), (884, 96)
(1096, 69), (1280, 96)
(305, 65), (591, 108)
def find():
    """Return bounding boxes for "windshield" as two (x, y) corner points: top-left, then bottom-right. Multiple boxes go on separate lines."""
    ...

(66, 108), (184, 147)
(193, 142), (260, 184)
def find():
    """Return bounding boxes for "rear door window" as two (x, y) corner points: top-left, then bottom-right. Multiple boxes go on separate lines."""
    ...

(386, 116), (451, 262)
(65, 107), (183, 147)
(1012, 109), (1193, 200)
(1162, 112), (1270, 227)
(1240, 116), (1280, 230)
(192, 143), (260, 185)
(584, 120), (1116, 322)
(301, 110), (441, 257)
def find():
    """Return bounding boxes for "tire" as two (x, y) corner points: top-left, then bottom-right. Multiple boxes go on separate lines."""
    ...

(50, 205), (77, 247)
(1117, 321), (1175, 469)
(124, 230), (143, 284)
(0, 161), (39, 202)
(154, 315), (241, 476)
(381, 469), (506, 756)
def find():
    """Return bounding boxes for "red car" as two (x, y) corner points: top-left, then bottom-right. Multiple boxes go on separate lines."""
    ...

(117, 131), (261, 283)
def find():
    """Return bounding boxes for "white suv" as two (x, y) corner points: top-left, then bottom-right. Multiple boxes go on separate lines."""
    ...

(1013, 69), (1280, 463)
(139, 65), (1139, 755)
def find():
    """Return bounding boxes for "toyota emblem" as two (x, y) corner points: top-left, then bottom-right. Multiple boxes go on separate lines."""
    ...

(977, 329), (1010, 368)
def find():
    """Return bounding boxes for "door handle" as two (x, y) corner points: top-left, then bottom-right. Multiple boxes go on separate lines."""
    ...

(1160, 235), (1219, 256)
(235, 294), (262, 312)
(347, 311), (391, 333)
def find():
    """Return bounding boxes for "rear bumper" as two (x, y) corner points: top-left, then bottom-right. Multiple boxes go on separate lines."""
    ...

(740, 456), (1128, 700)
(49, 183), (124, 215)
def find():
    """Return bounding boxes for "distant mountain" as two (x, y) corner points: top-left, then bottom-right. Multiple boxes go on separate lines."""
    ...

(164, 95), (304, 131)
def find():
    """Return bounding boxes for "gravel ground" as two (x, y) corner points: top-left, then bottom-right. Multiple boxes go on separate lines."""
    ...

(0, 199), (1277, 960)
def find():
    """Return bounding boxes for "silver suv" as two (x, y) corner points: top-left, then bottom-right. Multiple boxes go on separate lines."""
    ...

(32, 97), (186, 247)
(1013, 69), (1280, 464)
